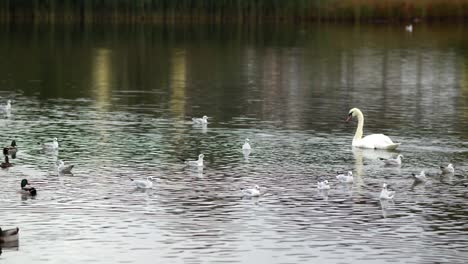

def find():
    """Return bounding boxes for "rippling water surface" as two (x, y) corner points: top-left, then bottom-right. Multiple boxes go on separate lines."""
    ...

(0, 24), (467, 263)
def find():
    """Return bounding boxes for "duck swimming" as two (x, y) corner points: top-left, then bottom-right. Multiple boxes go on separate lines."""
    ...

(129, 176), (154, 189)
(0, 227), (19, 243)
(20, 179), (37, 196)
(180, 154), (205, 167)
(1, 155), (12, 169)
(4, 140), (17, 157)
(317, 179), (331, 190)
(346, 108), (400, 150)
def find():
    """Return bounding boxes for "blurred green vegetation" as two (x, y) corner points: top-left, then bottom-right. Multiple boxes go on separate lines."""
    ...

(0, 0), (467, 24)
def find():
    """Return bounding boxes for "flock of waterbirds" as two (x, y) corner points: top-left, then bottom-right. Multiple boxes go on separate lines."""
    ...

(0, 101), (460, 247)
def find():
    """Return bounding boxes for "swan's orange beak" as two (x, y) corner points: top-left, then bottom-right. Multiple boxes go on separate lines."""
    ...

(346, 114), (353, 122)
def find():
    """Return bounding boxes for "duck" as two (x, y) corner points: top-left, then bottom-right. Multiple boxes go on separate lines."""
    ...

(317, 179), (331, 190)
(379, 183), (395, 200)
(0, 100), (11, 112)
(192, 115), (208, 125)
(1, 155), (12, 169)
(129, 176), (154, 189)
(0, 227), (19, 243)
(180, 154), (204, 167)
(346, 108), (400, 150)
(380, 154), (403, 167)
(242, 138), (251, 150)
(4, 140), (17, 156)
(57, 160), (74, 174)
(42, 138), (59, 150)
(405, 24), (413, 32)
(412, 170), (427, 183)
(440, 163), (454, 174)
(336, 171), (353, 183)
(20, 179), (37, 196)
(241, 185), (261, 197)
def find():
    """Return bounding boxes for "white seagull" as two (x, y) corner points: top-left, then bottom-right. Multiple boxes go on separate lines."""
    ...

(43, 138), (59, 150)
(379, 183), (395, 200)
(380, 154), (403, 167)
(192, 115), (208, 125)
(405, 24), (413, 32)
(336, 171), (353, 183)
(0, 100), (11, 112)
(440, 163), (454, 174)
(130, 176), (154, 189)
(241, 185), (261, 197)
(317, 179), (330, 190)
(181, 154), (204, 167)
(57, 160), (74, 174)
(242, 138), (251, 150)
(412, 170), (427, 183)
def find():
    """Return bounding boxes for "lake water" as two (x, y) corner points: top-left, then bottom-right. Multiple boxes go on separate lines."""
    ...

(0, 23), (467, 263)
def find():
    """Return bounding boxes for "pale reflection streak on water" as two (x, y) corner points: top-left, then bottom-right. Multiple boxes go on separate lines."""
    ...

(0, 24), (468, 264)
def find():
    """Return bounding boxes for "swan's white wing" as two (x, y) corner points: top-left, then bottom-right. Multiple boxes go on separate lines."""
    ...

(359, 134), (400, 149)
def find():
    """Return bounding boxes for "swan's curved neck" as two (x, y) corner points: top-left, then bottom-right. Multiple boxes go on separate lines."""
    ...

(353, 110), (364, 144)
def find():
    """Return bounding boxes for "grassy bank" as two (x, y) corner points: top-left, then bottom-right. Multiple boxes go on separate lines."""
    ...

(0, 0), (467, 24)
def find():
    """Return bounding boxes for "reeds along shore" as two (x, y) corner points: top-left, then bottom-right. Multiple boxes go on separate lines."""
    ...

(0, 0), (467, 24)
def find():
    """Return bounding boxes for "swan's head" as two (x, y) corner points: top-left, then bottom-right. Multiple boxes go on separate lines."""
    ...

(6, 100), (11, 105)
(346, 108), (361, 122)
(53, 138), (58, 142)
(202, 115), (208, 120)
(382, 183), (387, 189)
(324, 180), (329, 184)
(347, 171), (353, 176)
(245, 138), (250, 143)
(56, 160), (64, 166)
(254, 185), (260, 190)
(147, 176), (155, 181)
(198, 154), (205, 160)
(397, 154), (404, 159)
(447, 164), (454, 169)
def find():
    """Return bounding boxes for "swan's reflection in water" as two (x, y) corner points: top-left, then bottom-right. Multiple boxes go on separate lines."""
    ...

(242, 149), (251, 161)
(380, 199), (395, 218)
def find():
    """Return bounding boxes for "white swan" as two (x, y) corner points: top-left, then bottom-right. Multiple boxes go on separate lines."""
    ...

(380, 154), (403, 167)
(242, 138), (251, 150)
(241, 185), (260, 197)
(336, 171), (353, 183)
(440, 163), (454, 174)
(347, 108), (400, 150)
(192, 115), (208, 125)
(317, 180), (330, 190)
(129, 176), (154, 189)
(379, 183), (395, 200)
(412, 170), (427, 183)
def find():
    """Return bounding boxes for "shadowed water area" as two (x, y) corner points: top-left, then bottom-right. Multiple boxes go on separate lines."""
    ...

(0, 23), (467, 263)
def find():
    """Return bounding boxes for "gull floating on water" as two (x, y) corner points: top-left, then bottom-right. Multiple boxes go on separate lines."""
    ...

(379, 183), (395, 200)
(440, 163), (454, 174)
(405, 24), (413, 32)
(57, 160), (74, 174)
(241, 185), (261, 197)
(412, 170), (427, 183)
(129, 176), (154, 189)
(180, 154), (204, 167)
(42, 138), (59, 150)
(192, 115), (208, 125)
(242, 138), (251, 150)
(317, 179), (330, 190)
(380, 154), (403, 167)
(0, 100), (11, 112)
(336, 171), (353, 183)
